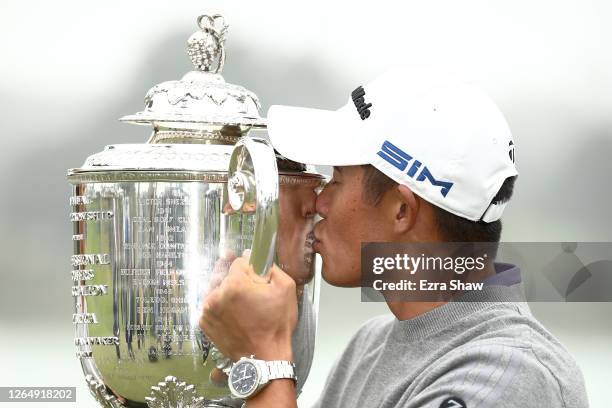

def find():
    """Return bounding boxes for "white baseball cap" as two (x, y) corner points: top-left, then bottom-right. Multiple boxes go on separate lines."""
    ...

(267, 66), (518, 222)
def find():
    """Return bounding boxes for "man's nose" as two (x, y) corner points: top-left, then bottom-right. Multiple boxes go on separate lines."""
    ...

(315, 185), (330, 218)
(301, 189), (317, 218)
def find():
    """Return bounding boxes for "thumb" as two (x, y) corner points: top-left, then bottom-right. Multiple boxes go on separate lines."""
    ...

(240, 249), (269, 284)
(269, 264), (295, 289)
(241, 249), (251, 262)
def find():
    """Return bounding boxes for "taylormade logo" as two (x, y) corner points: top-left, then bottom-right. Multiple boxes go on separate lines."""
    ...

(351, 86), (372, 120)
(377, 140), (454, 197)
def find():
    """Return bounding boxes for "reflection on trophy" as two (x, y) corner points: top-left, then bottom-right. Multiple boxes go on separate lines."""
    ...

(67, 14), (323, 407)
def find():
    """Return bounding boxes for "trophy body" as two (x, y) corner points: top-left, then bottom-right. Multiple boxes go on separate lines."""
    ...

(68, 15), (322, 407)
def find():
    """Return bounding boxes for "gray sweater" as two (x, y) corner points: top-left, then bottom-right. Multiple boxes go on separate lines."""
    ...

(312, 264), (588, 407)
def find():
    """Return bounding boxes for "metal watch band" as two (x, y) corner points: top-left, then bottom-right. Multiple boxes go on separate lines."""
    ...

(265, 360), (297, 383)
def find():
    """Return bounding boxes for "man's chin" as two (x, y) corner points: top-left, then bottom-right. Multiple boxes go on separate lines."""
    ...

(321, 265), (361, 288)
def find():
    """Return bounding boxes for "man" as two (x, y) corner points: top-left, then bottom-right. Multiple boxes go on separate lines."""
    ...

(200, 67), (588, 407)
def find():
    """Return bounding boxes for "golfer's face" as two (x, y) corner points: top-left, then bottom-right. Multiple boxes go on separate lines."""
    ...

(275, 182), (318, 287)
(313, 166), (391, 287)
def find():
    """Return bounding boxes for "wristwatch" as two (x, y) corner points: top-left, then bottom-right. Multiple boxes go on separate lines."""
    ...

(227, 355), (297, 400)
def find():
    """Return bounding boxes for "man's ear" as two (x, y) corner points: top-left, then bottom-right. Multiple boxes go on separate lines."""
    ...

(394, 184), (419, 234)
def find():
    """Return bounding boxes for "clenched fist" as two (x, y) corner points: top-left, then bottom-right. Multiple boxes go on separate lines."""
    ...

(199, 253), (298, 363)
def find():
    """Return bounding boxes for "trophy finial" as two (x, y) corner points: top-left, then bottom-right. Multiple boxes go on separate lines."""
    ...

(187, 14), (228, 73)
(120, 13), (265, 137)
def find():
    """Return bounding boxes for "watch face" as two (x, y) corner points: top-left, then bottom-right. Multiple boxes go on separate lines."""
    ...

(229, 360), (259, 397)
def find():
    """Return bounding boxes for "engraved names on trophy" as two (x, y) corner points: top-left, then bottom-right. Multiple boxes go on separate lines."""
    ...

(69, 195), (91, 205)
(70, 211), (114, 222)
(72, 269), (95, 281)
(71, 254), (111, 267)
(72, 285), (108, 296)
(126, 190), (193, 319)
(130, 196), (190, 234)
(74, 337), (119, 346)
(73, 313), (98, 324)
(69, 193), (113, 361)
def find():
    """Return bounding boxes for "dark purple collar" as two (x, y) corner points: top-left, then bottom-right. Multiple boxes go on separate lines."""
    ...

(481, 262), (522, 286)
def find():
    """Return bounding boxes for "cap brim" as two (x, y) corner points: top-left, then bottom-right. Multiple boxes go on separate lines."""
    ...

(267, 104), (369, 166)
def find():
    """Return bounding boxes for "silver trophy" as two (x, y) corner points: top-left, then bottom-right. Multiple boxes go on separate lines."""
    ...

(67, 14), (323, 407)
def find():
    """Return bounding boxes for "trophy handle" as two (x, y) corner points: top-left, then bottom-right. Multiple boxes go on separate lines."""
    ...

(226, 136), (279, 277)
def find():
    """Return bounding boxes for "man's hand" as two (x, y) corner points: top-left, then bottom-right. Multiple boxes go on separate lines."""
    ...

(199, 253), (298, 362)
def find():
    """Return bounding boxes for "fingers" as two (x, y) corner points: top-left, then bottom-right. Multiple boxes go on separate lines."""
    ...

(269, 265), (299, 330)
(228, 252), (271, 284)
(242, 249), (251, 261)
(228, 256), (254, 280)
(209, 249), (237, 290)
(216, 253), (299, 292)
(200, 289), (219, 330)
(213, 249), (237, 275)
(199, 301), (212, 334)
(269, 264), (297, 293)
(199, 288), (225, 346)
(239, 249), (269, 283)
(209, 367), (228, 387)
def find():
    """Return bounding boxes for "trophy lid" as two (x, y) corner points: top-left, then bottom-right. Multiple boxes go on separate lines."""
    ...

(66, 143), (324, 185)
(120, 15), (266, 133)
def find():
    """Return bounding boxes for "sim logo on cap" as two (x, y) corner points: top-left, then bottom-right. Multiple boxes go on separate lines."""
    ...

(377, 140), (454, 197)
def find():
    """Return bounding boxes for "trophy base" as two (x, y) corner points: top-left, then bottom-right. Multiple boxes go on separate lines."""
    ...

(86, 374), (242, 408)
